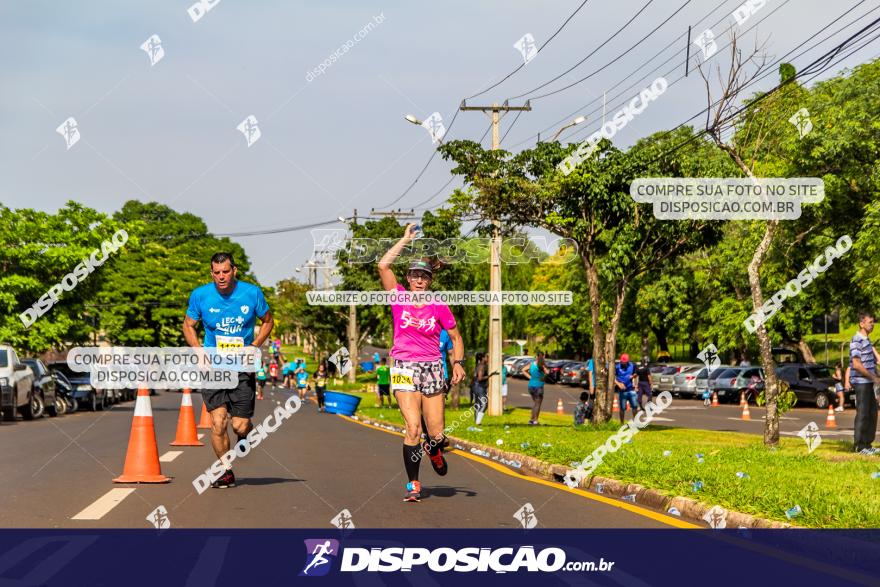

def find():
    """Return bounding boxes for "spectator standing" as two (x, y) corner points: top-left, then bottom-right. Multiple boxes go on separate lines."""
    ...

(635, 357), (653, 410)
(522, 351), (548, 425)
(849, 311), (879, 454)
(833, 364), (845, 412)
(614, 353), (638, 423)
(473, 353), (489, 425)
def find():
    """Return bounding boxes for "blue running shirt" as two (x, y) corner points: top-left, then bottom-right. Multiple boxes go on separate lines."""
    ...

(186, 281), (270, 348)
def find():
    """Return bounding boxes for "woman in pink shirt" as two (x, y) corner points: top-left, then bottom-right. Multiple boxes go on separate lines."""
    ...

(378, 224), (465, 502)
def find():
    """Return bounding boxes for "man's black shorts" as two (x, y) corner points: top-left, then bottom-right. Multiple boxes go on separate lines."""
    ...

(378, 383), (391, 396)
(202, 373), (256, 419)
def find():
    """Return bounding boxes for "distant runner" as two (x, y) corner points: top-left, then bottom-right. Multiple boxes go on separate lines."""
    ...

(376, 357), (391, 408)
(295, 361), (309, 400)
(313, 360), (328, 413)
(378, 225), (465, 503)
(183, 252), (273, 489)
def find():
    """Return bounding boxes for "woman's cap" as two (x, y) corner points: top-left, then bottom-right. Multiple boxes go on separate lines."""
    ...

(407, 260), (433, 276)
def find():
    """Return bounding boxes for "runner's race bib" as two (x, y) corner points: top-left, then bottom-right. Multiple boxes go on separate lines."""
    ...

(216, 335), (244, 354)
(391, 367), (415, 391)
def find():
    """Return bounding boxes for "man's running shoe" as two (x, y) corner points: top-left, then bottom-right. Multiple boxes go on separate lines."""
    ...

(423, 442), (448, 476)
(403, 480), (421, 502)
(212, 470), (236, 488)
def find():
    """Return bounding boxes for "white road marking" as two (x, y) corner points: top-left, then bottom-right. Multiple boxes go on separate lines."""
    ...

(159, 450), (183, 462)
(197, 433), (205, 440)
(648, 417), (675, 422)
(726, 417), (761, 422)
(72, 488), (135, 520)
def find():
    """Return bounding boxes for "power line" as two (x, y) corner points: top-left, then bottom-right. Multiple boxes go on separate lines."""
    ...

(557, 0), (859, 146)
(637, 15), (880, 169)
(466, 0), (593, 100)
(520, 0), (696, 102)
(511, 0), (740, 148)
(507, 0), (660, 100)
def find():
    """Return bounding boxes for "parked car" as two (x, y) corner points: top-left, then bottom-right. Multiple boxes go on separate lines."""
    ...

(511, 358), (534, 379)
(654, 363), (701, 394)
(672, 365), (704, 397)
(711, 367), (750, 403)
(0, 345), (37, 420)
(695, 367), (734, 398)
(503, 355), (533, 372)
(21, 358), (62, 417)
(46, 361), (108, 411)
(559, 362), (586, 386)
(731, 367), (765, 403)
(544, 359), (571, 384)
(775, 363), (841, 409)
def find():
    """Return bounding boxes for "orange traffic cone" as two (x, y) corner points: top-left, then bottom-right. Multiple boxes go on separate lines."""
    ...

(113, 387), (170, 483)
(825, 404), (837, 429)
(741, 398), (751, 421)
(197, 401), (212, 429)
(556, 397), (564, 415)
(711, 392), (719, 407)
(170, 388), (204, 446)
(612, 395), (620, 413)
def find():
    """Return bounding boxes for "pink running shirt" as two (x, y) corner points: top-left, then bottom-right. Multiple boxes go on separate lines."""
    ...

(389, 285), (456, 361)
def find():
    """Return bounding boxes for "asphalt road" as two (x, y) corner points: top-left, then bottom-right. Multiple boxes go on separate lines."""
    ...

(0, 386), (690, 529)
(503, 377), (860, 440)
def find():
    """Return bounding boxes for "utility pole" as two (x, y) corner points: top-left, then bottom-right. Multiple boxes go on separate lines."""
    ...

(346, 209), (359, 383)
(459, 99), (531, 416)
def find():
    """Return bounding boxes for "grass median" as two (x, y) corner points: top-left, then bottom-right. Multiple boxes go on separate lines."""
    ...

(346, 392), (880, 528)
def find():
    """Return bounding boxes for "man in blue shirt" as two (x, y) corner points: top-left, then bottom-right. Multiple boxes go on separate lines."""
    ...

(183, 252), (274, 488)
(850, 311), (880, 454)
(438, 329), (453, 391)
(614, 353), (638, 423)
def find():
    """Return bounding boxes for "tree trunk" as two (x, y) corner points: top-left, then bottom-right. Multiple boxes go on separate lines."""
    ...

(798, 339), (816, 363)
(603, 286), (629, 415)
(582, 255), (610, 423)
(749, 220), (781, 447)
(719, 142), (781, 447)
(652, 327), (669, 352)
(640, 334), (650, 363)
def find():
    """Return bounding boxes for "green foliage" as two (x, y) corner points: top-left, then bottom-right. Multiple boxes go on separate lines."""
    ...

(0, 201), (129, 352)
(94, 201), (256, 346)
(756, 379), (798, 415)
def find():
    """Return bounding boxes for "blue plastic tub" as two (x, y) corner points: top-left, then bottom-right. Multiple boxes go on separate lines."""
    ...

(323, 391), (362, 416)
(360, 361), (375, 372)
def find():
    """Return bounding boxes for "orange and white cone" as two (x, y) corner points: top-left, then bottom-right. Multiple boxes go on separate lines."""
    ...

(612, 395), (620, 413)
(825, 404), (837, 429)
(113, 387), (170, 483)
(711, 392), (719, 407)
(170, 388), (204, 446)
(556, 397), (564, 415)
(197, 401), (212, 429)
(741, 399), (751, 421)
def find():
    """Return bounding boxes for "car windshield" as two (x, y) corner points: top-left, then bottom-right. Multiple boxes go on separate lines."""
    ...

(0, 350), (8, 368)
(811, 366), (832, 379)
(695, 368), (709, 378)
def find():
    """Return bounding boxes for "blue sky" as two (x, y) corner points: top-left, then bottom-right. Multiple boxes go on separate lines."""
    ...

(1, 0), (877, 285)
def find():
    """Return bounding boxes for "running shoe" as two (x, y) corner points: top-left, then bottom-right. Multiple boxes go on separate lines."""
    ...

(423, 442), (448, 476)
(212, 470), (236, 488)
(403, 480), (421, 502)
(835, 407), (844, 412)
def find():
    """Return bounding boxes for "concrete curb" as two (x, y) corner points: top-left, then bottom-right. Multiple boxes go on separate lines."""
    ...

(350, 413), (791, 529)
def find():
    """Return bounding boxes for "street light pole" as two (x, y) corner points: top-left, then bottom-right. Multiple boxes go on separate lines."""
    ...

(459, 99), (531, 417)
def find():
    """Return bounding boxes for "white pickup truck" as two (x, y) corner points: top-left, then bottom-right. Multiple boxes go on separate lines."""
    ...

(0, 344), (37, 420)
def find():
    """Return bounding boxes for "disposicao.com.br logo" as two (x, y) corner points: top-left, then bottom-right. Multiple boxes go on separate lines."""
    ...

(300, 542), (614, 575)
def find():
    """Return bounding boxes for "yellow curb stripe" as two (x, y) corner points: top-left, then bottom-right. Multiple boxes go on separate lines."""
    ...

(339, 414), (699, 529)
